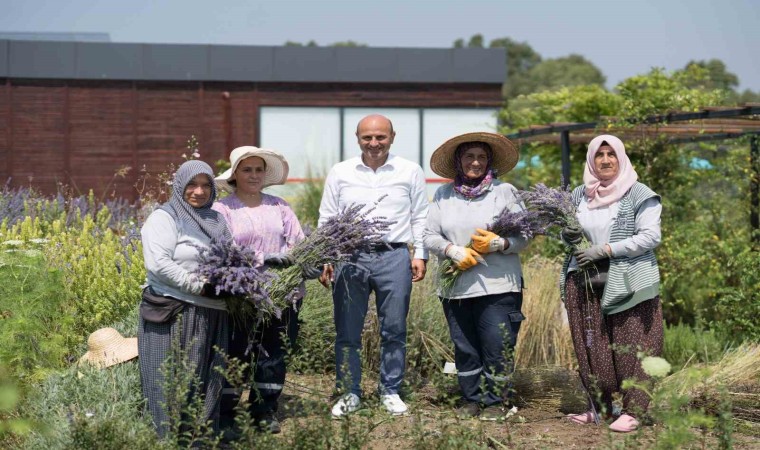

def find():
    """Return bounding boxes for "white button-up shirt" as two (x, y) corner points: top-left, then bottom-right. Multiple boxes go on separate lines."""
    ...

(318, 154), (429, 260)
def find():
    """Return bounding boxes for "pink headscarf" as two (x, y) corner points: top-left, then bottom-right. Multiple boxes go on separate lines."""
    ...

(583, 134), (638, 209)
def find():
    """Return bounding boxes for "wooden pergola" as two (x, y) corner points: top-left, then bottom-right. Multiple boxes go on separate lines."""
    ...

(506, 104), (760, 245)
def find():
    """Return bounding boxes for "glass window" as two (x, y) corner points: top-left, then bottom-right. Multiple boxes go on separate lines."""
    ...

(422, 108), (498, 197)
(259, 107), (341, 199)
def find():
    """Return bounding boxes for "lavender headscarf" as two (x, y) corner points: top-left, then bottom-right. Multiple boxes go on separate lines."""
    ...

(453, 141), (494, 199)
(159, 160), (232, 241)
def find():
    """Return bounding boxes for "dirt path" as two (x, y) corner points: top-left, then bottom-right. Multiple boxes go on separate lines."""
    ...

(263, 373), (760, 449)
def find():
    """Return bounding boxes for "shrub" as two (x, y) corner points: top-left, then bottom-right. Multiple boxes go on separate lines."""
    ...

(712, 248), (760, 343)
(0, 249), (75, 384)
(663, 322), (727, 371)
(21, 361), (157, 450)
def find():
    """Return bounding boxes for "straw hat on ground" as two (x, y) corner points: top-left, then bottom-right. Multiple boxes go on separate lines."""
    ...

(430, 132), (519, 179)
(215, 146), (289, 192)
(79, 328), (138, 368)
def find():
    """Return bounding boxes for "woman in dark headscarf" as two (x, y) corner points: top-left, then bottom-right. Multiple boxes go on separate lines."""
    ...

(424, 132), (527, 421)
(139, 160), (232, 439)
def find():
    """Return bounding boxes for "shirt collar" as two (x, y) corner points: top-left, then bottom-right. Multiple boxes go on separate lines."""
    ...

(355, 154), (396, 171)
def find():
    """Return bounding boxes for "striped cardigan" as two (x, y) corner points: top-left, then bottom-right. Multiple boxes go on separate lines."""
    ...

(559, 182), (661, 315)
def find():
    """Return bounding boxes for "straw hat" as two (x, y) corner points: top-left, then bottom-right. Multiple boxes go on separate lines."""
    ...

(430, 132), (519, 179)
(78, 328), (138, 368)
(215, 146), (289, 192)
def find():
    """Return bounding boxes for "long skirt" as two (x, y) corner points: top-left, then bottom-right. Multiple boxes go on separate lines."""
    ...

(138, 302), (229, 438)
(564, 271), (663, 418)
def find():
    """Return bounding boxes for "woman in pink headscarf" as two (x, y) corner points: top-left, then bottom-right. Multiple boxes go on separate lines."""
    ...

(558, 134), (663, 433)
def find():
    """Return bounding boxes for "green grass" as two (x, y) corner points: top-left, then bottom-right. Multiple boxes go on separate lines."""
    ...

(663, 321), (728, 371)
(0, 250), (76, 385)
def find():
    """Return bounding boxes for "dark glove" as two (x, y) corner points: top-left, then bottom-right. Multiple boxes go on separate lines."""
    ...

(263, 253), (295, 268)
(302, 265), (323, 280)
(574, 245), (610, 269)
(561, 226), (584, 246)
(201, 283), (232, 299)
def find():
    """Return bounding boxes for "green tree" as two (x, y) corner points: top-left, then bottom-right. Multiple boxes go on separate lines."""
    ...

(679, 59), (739, 91)
(331, 40), (367, 47)
(283, 40), (318, 47)
(509, 54), (606, 97)
(500, 68), (752, 327)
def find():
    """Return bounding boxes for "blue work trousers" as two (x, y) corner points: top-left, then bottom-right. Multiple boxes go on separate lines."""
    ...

(441, 291), (524, 406)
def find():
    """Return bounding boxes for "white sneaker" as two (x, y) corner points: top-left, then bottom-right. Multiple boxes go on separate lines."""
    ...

(331, 393), (361, 418)
(381, 394), (408, 416)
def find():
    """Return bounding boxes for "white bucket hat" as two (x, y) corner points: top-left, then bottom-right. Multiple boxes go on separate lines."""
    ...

(78, 328), (138, 368)
(215, 146), (289, 192)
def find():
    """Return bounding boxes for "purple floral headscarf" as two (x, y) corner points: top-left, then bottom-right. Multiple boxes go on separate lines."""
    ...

(453, 141), (494, 199)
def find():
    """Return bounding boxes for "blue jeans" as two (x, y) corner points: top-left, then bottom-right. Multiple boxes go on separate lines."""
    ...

(441, 292), (524, 406)
(332, 247), (412, 397)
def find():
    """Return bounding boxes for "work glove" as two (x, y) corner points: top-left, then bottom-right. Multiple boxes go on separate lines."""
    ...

(470, 228), (507, 254)
(445, 245), (486, 271)
(263, 253), (295, 268)
(561, 225), (584, 246)
(574, 245), (610, 269)
(201, 283), (233, 299)
(302, 265), (323, 280)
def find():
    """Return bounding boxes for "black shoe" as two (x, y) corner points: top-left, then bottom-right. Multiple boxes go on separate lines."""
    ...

(253, 411), (281, 434)
(456, 402), (480, 419)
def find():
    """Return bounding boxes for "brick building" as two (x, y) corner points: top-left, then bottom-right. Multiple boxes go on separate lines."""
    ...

(0, 40), (506, 199)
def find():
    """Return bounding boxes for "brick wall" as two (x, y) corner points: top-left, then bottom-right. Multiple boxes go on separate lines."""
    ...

(0, 79), (502, 200)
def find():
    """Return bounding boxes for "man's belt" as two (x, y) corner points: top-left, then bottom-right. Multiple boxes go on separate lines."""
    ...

(366, 242), (408, 253)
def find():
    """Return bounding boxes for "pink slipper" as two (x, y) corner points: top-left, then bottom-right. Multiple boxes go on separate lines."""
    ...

(609, 414), (639, 433)
(567, 410), (598, 425)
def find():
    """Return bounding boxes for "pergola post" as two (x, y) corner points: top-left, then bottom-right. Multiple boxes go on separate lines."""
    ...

(751, 135), (759, 249)
(560, 130), (571, 188)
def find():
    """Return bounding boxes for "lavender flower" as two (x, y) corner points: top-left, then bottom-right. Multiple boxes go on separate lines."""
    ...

(195, 238), (276, 323)
(490, 208), (546, 240)
(518, 183), (581, 231)
(267, 198), (394, 307)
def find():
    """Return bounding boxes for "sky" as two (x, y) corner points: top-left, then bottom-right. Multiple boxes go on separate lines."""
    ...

(2, 0), (759, 91)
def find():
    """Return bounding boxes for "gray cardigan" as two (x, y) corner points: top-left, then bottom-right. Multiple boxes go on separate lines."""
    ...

(424, 181), (527, 299)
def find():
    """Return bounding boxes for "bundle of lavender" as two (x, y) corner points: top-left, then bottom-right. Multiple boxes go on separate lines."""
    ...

(518, 183), (588, 249)
(267, 199), (395, 310)
(195, 238), (276, 323)
(439, 208), (544, 295)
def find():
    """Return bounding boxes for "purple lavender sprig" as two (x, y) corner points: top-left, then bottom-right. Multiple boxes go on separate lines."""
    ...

(518, 183), (581, 231)
(267, 197), (395, 307)
(195, 238), (277, 322)
(489, 208), (546, 240)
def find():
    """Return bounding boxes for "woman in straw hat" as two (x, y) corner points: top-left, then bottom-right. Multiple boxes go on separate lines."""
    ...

(559, 135), (662, 433)
(213, 146), (317, 435)
(139, 160), (232, 438)
(423, 132), (528, 421)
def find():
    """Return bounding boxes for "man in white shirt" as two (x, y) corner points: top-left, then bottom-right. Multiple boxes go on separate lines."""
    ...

(318, 114), (429, 418)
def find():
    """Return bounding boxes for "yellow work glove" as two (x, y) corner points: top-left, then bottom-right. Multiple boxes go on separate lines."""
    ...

(445, 245), (486, 271)
(470, 228), (507, 254)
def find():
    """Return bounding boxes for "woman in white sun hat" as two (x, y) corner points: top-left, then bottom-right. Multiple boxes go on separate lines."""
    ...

(423, 132), (528, 421)
(213, 146), (318, 435)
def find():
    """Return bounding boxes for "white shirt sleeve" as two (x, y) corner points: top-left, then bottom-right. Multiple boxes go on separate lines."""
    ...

(317, 167), (340, 227)
(141, 210), (204, 295)
(608, 197), (662, 258)
(409, 166), (430, 260)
